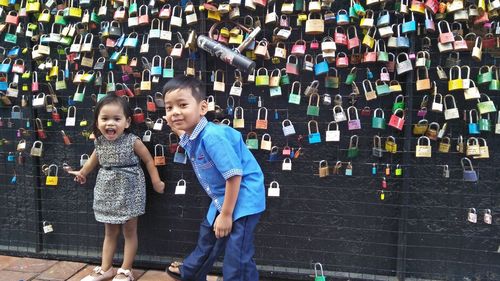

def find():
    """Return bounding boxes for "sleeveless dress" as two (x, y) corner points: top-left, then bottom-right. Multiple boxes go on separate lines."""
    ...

(93, 133), (146, 224)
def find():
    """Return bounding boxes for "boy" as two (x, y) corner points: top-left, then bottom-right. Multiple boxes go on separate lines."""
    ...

(163, 76), (266, 281)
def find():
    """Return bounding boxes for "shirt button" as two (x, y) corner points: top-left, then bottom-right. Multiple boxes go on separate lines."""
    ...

(191, 157), (194, 161)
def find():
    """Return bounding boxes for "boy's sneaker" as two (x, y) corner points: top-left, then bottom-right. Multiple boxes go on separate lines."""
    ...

(112, 268), (134, 281)
(81, 266), (115, 281)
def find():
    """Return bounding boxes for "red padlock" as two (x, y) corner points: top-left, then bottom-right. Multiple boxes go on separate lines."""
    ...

(133, 107), (145, 123)
(388, 109), (405, 131)
(52, 108), (61, 123)
(146, 95), (156, 112)
(35, 118), (47, 139)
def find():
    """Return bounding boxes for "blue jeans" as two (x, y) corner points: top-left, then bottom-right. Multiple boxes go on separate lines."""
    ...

(181, 213), (261, 281)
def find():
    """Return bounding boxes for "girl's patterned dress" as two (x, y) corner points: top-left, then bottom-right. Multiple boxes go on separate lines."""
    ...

(93, 133), (146, 224)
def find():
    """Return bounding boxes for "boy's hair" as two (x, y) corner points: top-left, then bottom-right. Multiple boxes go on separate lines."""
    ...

(92, 94), (133, 137)
(162, 76), (205, 102)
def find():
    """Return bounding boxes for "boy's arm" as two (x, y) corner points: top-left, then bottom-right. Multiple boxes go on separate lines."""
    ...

(134, 139), (165, 194)
(214, 175), (241, 239)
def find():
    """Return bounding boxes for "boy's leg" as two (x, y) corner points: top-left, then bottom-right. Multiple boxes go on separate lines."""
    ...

(222, 213), (261, 281)
(181, 218), (227, 281)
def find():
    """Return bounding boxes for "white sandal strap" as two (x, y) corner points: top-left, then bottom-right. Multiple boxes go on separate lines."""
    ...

(115, 268), (134, 281)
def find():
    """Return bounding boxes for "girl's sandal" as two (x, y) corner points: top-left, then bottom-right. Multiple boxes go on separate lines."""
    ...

(165, 261), (182, 280)
(112, 268), (134, 281)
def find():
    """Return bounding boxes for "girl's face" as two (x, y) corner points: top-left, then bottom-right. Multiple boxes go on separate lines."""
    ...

(97, 103), (131, 141)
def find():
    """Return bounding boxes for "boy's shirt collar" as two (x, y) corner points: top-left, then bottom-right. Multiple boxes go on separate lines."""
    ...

(180, 117), (208, 146)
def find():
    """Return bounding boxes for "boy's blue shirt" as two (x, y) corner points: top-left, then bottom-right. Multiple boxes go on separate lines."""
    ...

(179, 117), (266, 225)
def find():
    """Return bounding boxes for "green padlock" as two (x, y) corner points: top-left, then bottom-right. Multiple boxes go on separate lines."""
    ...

(288, 81), (301, 105)
(353, 1), (366, 16)
(245, 132), (259, 150)
(392, 94), (405, 113)
(307, 93), (320, 116)
(479, 116), (492, 132)
(477, 66), (493, 84)
(46, 120), (52, 127)
(489, 79), (500, 91)
(372, 108), (386, 129)
(395, 164), (403, 176)
(347, 135), (359, 158)
(280, 72), (290, 85)
(345, 67), (357, 85)
(314, 263), (326, 281)
(375, 80), (391, 96)
(325, 69), (339, 89)
(477, 94), (496, 114)
(294, 0), (303, 11)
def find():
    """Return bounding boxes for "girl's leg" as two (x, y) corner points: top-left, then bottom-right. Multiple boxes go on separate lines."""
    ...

(120, 217), (138, 270)
(102, 223), (121, 271)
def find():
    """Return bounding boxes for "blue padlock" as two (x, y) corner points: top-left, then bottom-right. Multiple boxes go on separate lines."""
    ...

(402, 16), (417, 34)
(367, 68), (374, 80)
(269, 147), (280, 162)
(10, 175), (16, 184)
(7, 152), (15, 162)
(248, 94), (257, 104)
(308, 120), (322, 144)
(173, 148), (187, 164)
(314, 59), (329, 76)
(377, 11), (390, 27)
(468, 123), (480, 135)
(461, 157), (478, 182)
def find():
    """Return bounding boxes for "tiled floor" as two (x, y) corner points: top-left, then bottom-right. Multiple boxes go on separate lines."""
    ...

(0, 255), (221, 281)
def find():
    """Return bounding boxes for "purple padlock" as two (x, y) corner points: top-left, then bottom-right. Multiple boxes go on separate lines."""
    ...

(417, 107), (427, 118)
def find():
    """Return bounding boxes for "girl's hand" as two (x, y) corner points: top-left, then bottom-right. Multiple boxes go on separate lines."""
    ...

(67, 170), (87, 184)
(213, 213), (233, 239)
(153, 180), (165, 194)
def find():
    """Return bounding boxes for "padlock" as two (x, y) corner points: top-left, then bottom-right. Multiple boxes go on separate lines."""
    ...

(245, 132), (259, 150)
(43, 221), (54, 233)
(318, 160), (329, 178)
(45, 164), (59, 186)
(154, 144), (166, 166)
(308, 120), (321, 144)
(467, 208), (477, 223)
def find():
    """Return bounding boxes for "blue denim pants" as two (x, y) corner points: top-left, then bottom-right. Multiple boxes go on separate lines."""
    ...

(181, 213), (261, 281)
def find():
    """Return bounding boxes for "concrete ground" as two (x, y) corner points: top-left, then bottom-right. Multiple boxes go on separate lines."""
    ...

(0, 255), (222, 281)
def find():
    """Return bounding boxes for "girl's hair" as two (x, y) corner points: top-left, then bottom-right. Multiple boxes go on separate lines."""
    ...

(92, 94), (133, 137)
(162, 75), (205, 102)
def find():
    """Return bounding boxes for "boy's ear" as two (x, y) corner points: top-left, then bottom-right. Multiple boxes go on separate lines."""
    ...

(199, 99), (208, 116)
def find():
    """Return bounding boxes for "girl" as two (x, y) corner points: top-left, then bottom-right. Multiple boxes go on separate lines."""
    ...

(68, 94), (165, 281)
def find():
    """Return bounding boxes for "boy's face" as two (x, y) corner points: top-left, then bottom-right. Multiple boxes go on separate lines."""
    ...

(164, 88), (207, 135)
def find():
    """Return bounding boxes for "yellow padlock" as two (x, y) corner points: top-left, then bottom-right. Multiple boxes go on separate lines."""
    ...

(80, 119), (88, 126)
(45, 164), (59, 186)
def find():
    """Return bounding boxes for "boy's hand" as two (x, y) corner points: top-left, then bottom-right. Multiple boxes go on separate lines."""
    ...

(153, 181), (165, 194)
(213, 213), (233, 239)
(67, 170), (87, 184)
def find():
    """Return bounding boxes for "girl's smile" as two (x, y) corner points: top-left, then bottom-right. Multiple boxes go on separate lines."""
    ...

(97, 103), (131, 141)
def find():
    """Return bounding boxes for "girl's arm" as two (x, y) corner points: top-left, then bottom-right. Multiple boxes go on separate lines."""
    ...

(67, 150), (98, 184)
(134, 139), (165, 194)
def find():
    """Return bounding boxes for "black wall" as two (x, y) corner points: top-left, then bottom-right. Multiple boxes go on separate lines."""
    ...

(1, 0), (500, 280)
